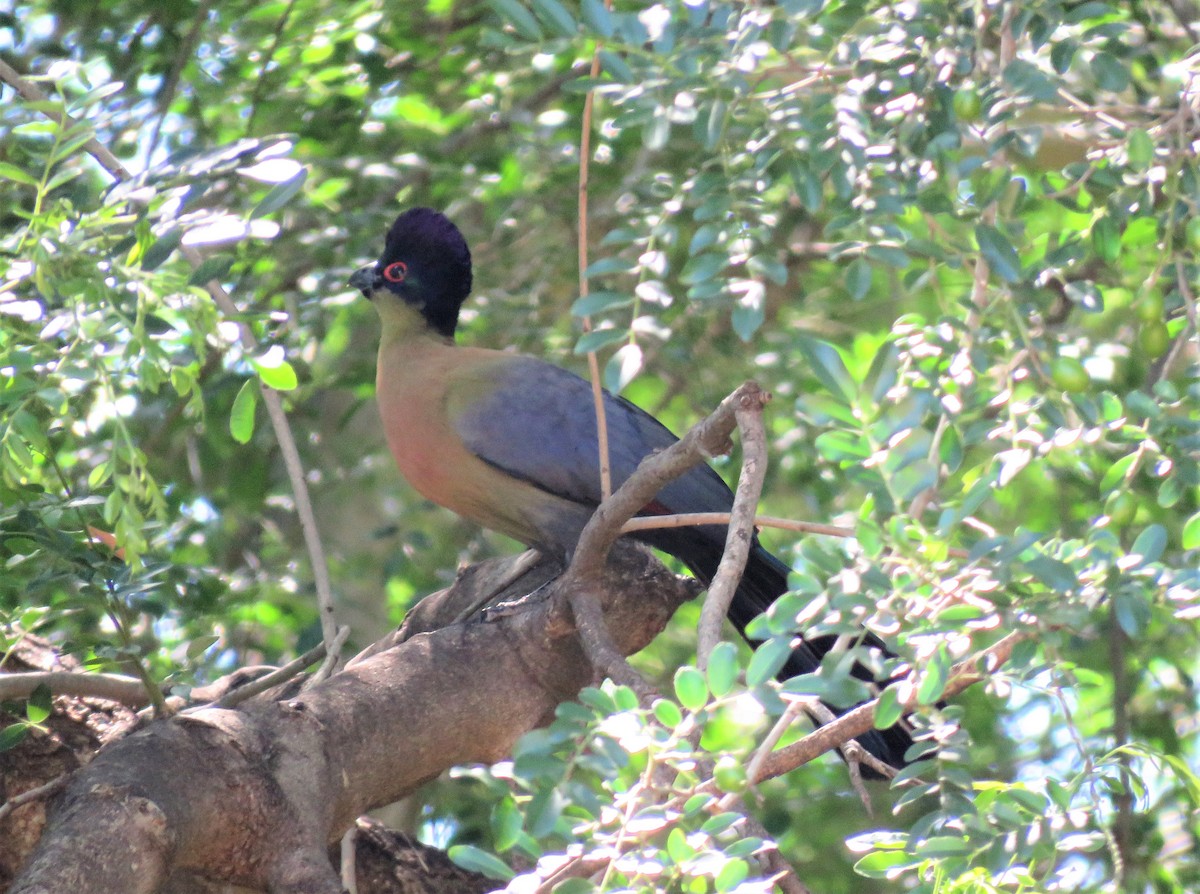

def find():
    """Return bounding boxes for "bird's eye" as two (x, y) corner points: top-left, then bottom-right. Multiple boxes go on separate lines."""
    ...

(383, 262), (408, 283)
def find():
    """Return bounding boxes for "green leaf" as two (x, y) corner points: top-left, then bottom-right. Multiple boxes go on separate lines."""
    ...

(1127, 129), (1154, 169)
(448, 845), (515, 881)
(705, 641), (739, 697)
(491, 797), (523, 852)
(188, 256), (235, 287)
(552, 879), (596, 894)
(229, 380), (258, 444)
(715, 858), (749, 891)
(975, 224), (1022, 282)
(1090, 52), (1130, 92)
(1003, 59), (1059, 101)
(251, 349), (299, 391)
(26, 683), (52, 724)
(186, 635), (220, 659)
(1025, 554), (1077, 592)
(674, 666), (708, 710)
(845, 257), (872, 299)
(598, 50), (634, 83)
(142, 228), (183, 271)
(603, 343), (641, 393)
(1091, 216), (1120, 262)
(796, 336), (856, 405)
(746, 636), (791, 687)
(1100, 453), (1137, 491)
(530, 0), (576, 37)
(874, 686), (903, 730)
(0, 723), (28, 752)
(731, 299), (763, 341)
(251, 168), (307, 218)
(680, 252), (727, 284)
(653, 698), (683, 728)
(570, 290), (632, 317)
(917, 644), (950, 705)
(573, 328), (626, 355)
(1182, 511), (1200, 549)
(865, 244), (910, 268)
(580, 0), (613, 36)
(1130, 524), (1166, 565)
(489, 0), (543, 40)
(854, 849), (917, 878)
(0, 162), (39, 187)
(1113, 590), (1151, 637)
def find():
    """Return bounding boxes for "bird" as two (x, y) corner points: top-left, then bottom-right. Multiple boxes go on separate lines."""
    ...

(350, 207), (917, 773)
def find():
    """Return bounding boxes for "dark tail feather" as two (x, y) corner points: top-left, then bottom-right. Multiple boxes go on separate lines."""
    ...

(641, 527), (915, 775)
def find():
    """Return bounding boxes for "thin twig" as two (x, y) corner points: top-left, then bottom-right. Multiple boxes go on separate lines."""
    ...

(308, 624), (351, 687)
(578, 32), (613, 500)
(0, 58), (129, 181)
(755, 630), (1028, 781)
(622, 512), (972, 559)
(215, 639), (329, 707)
(0, 774), (71, 824)
(245, 0), (298, 134)
(741, 698), (806, 797)
(696, 387), (770, 669)
(184, 250), (339, 655)
(0, 670), (151, 706)
(146, 0), (213, 159)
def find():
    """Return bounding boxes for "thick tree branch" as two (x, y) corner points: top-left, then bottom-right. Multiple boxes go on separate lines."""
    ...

(10, 546), (695, 894)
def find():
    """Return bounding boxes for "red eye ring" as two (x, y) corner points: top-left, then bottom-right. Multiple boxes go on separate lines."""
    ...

(382, 261), (408, 283)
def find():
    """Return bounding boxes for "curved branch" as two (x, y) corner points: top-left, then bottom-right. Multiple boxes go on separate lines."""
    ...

(569, 382), (753, 579)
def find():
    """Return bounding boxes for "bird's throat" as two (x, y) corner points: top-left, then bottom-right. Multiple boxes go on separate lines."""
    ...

(374, 299), (452, 348)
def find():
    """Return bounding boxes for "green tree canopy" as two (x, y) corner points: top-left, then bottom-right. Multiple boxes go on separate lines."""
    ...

(2, 0), (1199, 891)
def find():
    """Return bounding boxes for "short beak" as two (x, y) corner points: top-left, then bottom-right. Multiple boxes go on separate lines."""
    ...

(349, 264), (381, 296)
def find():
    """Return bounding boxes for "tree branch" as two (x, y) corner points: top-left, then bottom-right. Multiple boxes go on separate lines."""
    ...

(697, 384), (770, 669)
(0, 670), (151, 707)
(755, 631), (1028, 782)
(10, 547), (696, 894)
(569, 383), (751, 578)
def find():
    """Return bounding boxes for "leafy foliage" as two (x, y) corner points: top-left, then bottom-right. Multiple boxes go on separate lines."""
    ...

(3, 0), (1200, 891)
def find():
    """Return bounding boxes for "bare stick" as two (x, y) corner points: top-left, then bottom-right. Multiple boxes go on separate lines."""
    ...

(576, 18), (614, 501)
(697, 387), (770, 669)
(0, 670), (151, 707)
(0, 774), (70, 824)
(755, 631), (1027, 781)
(308, 624), (352, 687)
(622, 512), (970, 559)
(215, 639), (330, 708)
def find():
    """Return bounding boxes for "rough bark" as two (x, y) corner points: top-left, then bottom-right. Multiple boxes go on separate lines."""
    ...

(5, 544), (698, 894)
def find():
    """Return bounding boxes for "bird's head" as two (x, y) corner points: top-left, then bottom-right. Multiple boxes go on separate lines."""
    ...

(350, 207), (473, 339)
